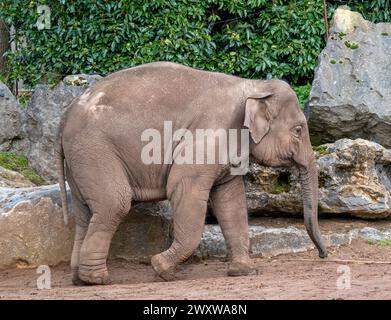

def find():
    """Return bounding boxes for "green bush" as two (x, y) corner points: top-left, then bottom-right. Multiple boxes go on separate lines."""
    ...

(293, 83), (311, 109)
(0, 0), (390, 86)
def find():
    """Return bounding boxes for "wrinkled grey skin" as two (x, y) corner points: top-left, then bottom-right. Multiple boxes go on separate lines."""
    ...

(56, 62), (327, 285)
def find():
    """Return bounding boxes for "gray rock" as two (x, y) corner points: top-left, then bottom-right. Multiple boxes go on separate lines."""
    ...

(0, 184), (69, 213)
(196, 223), (391, 259)
(308, 7), (391, 147)
(109, 202), (172, 263)
(0, 198), (75, 268)
(25, 74), (102, 183)
(0, 183), (172, 268)
(196, 225), (352, 258)
(317, 139), (391, 218)
(246, 138), (391, 219)
(0, 81), (28, 153)
(353, 227), (391, 241)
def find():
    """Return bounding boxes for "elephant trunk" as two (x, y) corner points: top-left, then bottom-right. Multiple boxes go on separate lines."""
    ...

(299, 160), (328, 258)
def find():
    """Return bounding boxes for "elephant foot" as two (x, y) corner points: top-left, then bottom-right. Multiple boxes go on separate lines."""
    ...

(78, 265), (110, 285)
(72, 275), (88, 286)
(227, 261), (257, 277)
(71, 268), (87, 286)
(318, 248), (328, 258)
(151, 253), (176, 281)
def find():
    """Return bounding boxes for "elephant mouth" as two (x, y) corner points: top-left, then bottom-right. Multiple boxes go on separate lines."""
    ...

(261, 158), (294, 168)
(250, 152), (294, 168)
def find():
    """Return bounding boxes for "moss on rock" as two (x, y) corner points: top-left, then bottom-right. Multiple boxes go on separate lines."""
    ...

(0, 152), (44, 185)
(344, 40), (359, 49)
(312, 145), (329, 158)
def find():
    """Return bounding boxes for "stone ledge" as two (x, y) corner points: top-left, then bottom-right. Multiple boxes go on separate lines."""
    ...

(196, 222), (391, 259)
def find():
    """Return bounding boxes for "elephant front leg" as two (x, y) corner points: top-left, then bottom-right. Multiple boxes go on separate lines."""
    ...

(151, 176), (212, 281)
(210, 176), (255, 276)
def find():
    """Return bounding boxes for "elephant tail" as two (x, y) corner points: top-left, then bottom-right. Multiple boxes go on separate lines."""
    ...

(55, 119), (69, 225)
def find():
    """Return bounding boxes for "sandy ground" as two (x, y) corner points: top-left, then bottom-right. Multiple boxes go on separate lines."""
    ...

(0, 239), (390, 300)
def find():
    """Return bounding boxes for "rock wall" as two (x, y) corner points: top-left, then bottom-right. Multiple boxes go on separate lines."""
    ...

(0, 81), (28, 153)
(196, 223), (391, 259)
(308, 7), (391, 147)
(246, 138), (391, 219)
(25, 74), (102, 182)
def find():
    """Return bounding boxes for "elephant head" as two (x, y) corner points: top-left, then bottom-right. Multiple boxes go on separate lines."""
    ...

(244, 79), (327, 258)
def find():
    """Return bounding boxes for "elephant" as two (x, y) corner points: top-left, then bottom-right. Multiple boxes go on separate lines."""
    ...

(55, 61), (327, 285)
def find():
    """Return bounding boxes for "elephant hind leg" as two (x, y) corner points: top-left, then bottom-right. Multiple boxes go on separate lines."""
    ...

(66, 166), (92, 286)
(70, 201), (91, 286)
(71, 163), (133, 285)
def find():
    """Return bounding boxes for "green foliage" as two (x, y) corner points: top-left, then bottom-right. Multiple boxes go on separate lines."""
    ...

(293, 83), (311, 109)
(0, 152), (44, 185)
(344, 0), (391, 23)
(0, 0), (390, 86)
(270, 172), (291, 194)
(312, 145), (329, 158)
(0, 73), (12, 88)
(17, 95), (31, 108)
(270, 181), (291, 194)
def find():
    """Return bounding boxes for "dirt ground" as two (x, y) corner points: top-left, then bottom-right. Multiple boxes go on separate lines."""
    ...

(0, 238), (390, 300)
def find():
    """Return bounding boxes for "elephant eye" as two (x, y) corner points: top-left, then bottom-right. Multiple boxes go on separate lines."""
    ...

(292, 125), (302, 138)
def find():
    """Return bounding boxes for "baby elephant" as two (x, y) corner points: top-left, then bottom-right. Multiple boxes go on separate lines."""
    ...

(56, 62), (327, 285)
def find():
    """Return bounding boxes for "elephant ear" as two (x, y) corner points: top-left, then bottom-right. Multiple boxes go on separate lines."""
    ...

(243, 92), (273, 144)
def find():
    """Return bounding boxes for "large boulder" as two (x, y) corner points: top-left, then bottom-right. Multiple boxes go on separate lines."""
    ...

(0, 81), (28, 153)
(25, 74), (102, 183)
(0, 184), (172, 268)
(246, 138), (391, 219)
(308, 7), (391, 147)
(197, 222), (391, 259)
(0, 198), (75, 268)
